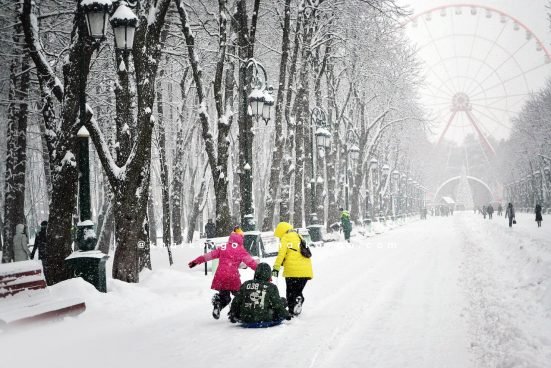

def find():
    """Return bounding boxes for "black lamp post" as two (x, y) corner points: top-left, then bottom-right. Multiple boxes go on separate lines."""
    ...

(309, 107), (329, 225)
(392, 170), (400, 217)
(380, 164), (390, 215)
(368, 158), (378, 219)
(346, 143), (360, 211)
(242, 59), (273, 225)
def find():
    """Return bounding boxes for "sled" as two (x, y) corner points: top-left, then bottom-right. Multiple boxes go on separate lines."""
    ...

(239, 319), (283, 328)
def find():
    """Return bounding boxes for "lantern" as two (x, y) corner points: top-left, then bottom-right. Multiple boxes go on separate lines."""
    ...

(369, 158), (378, 170)
(315, 127), (331, 149)
(349, 144), (360, 162)
(82, 0), (110, 39)
(261, 89), (274, 123)
(392, 170), (400, 180)
(110, 2), (138, 50)
(248, 88), (265, 119)
(382, 164), (390, 176)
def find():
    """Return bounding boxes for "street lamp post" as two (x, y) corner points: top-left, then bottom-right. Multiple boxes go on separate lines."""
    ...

(367, 158), (378, 220)
(346, 143), (360, 211)
(309, 107), (330, 225)
(392, 170), (400, 217)
(380, 165), (390, 215)
(242, 59), (274, 226)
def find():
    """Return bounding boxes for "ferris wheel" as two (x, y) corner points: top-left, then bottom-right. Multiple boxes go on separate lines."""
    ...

(402, 3), (551, 157)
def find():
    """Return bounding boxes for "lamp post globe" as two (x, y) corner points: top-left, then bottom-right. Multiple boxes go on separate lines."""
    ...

(261, 88), (274, 124)
(392, 170), (400, 181)
(82, 0), (110, 40)
(110, 2), (139, 50)
(315, 127), (331, 150)
(248, 88), (265, 120)
(349, 144), (360, 163)
(369, 158), (378, 170)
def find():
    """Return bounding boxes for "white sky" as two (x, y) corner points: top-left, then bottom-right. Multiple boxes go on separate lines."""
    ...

(399, 0), (551, 143)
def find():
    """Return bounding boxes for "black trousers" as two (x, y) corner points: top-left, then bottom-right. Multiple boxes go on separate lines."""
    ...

(216, 290), (237, 310)
(286, 278), (308, 313)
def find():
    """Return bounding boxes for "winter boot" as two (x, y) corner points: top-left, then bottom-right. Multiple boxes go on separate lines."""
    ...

(293, 296), (303, 316)
(212, 294), (221, 320)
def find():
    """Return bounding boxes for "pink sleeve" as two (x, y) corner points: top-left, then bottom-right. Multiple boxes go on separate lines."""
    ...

(193, 248), (221, 264)
(242, 252), (258, 270)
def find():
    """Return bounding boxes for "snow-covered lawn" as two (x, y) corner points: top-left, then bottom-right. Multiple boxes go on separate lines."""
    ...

(1, 212), (550, 368)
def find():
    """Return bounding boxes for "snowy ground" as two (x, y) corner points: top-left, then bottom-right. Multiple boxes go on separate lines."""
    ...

(1, 212), (550, 368)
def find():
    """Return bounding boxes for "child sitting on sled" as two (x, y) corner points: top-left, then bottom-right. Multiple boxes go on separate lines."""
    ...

(229, 262), (291, 326)
(188, 227), (258, 319)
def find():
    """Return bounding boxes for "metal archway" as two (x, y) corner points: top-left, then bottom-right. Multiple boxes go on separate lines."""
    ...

(433, 175), (495, 202)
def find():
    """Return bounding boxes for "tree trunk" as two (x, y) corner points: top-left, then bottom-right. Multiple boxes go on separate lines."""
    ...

(156, 73), (172, 249)
(262, 0), (292, 231)
(2, 34), (29, 263)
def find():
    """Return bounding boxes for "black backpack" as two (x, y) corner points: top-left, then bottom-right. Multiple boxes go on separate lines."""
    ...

(298, 235), (312, 258)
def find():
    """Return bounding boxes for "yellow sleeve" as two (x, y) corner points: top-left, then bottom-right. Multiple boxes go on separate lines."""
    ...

(273, 238), (289, 271)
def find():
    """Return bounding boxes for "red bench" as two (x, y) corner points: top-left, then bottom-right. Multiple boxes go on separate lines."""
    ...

(0, 261), (86, 327)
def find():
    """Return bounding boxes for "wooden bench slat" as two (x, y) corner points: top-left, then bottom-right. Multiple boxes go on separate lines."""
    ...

(0, 261), (86, 327)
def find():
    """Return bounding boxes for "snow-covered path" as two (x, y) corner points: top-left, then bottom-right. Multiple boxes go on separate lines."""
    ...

(1, 212), (550, 368)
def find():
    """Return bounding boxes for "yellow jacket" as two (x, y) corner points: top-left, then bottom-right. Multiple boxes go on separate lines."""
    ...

(273, 222), (313, 279)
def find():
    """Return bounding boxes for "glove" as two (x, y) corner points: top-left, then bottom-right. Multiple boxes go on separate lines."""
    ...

(271, 269), (279, 278)
(188, 260), (198, 268)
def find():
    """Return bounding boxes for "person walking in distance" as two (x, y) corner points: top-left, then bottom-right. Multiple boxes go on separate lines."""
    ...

(340, 208), (352, 243)
(505, 203), (516, 228)
(205, 218), (216, 239)
(535, 203), (543, 228)
(31, 221), (48, 261)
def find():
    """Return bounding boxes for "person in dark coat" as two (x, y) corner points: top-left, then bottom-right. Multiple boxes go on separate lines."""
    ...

(340, 208), (352, 242)
(505, 203), (515, 227)
(229, 263), (290, 324)
(31, 221), (48, 260)
(535, 204), (543, 227)
(497, 204), (503, 216)
(487, 204), (494, 220)
(205, 218), (216, 239)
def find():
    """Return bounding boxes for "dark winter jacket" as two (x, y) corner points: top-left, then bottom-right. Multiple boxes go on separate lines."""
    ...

(341, 210), (352, 232)
(230, 263), (290, 323)
(31, 228), (47, 260)
(505, 205), (515, 219)
(535, 205), (543, 221)
(205, 222), (216, 239)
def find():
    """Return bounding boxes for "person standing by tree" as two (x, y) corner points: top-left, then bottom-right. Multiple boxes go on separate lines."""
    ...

(535, 203), (543, 228)
(340, 208), (352, 242)
(272, 222), (313, 316)
(505, 203), (516, 228)
(31, 221), (48, 261)
(205, 219), (216, 239)
(13, 224), (30, 262)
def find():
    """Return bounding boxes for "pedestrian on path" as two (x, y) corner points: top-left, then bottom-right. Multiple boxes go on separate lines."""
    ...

(188, 226), (258, 319)
(31, 221), (48, 260)
(340, 208), (352, 242)
(487, 204), (494, 220)
(535, 203), (543, 228)
(505, 203), (516, 228)
(272, 222), (313, 316)
(13, 224), (31, 262)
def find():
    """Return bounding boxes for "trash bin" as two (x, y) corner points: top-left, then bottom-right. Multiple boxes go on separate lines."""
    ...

(65, 250), (109, 292)
(306, 225), (324, 244)
(244, 232), (264, 257)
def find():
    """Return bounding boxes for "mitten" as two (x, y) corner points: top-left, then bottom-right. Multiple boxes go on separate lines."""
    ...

(271, 269), (279, 278)
(188, 260), (198, 268)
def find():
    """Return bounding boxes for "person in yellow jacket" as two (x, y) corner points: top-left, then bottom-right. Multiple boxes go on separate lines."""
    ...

(272, 222), (313, 316)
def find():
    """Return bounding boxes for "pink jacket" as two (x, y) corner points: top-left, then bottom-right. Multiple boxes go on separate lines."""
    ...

(192, 232), (257, 291)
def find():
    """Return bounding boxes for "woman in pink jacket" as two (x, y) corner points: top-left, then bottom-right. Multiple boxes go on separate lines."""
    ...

(188, 228), (258, 319)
